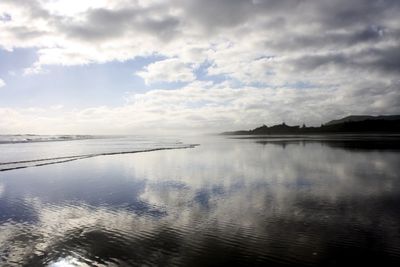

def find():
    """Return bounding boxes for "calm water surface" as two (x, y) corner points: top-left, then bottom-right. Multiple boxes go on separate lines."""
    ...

(0, 135), (400, 266)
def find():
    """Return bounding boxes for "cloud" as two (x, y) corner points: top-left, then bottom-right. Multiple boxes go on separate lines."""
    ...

(0, 78), (5, 88)
(1, 80), (399, 134)
(1, 0), (399, 75)
(137, 58), (195, 84)
(0, 0), (399, 132)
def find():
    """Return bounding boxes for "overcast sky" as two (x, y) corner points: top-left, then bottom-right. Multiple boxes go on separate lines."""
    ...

(0, 0), (399, 134)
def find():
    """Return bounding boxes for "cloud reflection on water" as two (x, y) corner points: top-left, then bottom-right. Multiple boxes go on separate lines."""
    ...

(0, 137), (400, 266)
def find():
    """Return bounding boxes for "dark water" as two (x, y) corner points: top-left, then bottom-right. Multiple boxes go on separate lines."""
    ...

(0, 136), (400, 266)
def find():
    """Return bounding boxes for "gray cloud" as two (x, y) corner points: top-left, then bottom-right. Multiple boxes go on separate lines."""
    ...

(56, 4), (182, 42)
(265, 25), (387, 53)
(311, 0), (400, 29)
(2, 0), (50, 19)
(289, 44), (400, 75)
(360, 45), (400, 74)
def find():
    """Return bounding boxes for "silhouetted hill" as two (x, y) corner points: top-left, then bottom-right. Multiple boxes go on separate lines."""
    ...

(250, 123), (300, 135)
(222, 115), (400, 135)
(326, 115), (400, 126)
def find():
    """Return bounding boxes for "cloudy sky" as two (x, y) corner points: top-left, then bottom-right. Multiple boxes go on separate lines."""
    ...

(0, 0), (399, 134)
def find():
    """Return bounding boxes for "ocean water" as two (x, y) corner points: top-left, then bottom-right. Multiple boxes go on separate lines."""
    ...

(0, 135), (400, 266)
(0, 135), (197, 171)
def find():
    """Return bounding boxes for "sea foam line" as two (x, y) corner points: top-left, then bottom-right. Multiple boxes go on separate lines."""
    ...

(0, 144), (199, 172)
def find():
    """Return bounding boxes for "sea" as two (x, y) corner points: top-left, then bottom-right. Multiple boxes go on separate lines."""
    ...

(0, 134), (399, 266)
(0, 135), (196, 172)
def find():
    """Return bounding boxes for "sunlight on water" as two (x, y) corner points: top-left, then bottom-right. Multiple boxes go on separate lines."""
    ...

(48, 257), (83, 267)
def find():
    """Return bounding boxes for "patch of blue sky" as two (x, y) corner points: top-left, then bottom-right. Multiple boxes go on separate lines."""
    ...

(0, 50), (171, 108)
(0, 48), (38, 76)
(195, 60), (229, 84)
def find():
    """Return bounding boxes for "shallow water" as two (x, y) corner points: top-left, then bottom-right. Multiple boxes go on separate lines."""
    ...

(0, 136), (195, 171)
(0, 135), (400, 266)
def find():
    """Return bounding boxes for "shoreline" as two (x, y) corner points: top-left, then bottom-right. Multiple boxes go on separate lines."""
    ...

(0, 144), (199, 172)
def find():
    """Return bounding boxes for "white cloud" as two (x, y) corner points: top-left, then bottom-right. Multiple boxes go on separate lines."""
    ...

(1, 80), (398, 134)
(137, 58), (196, 84)
(0, 78), (5, 88)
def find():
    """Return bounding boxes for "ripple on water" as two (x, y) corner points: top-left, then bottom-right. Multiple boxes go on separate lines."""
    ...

(1, 137), (400, 266)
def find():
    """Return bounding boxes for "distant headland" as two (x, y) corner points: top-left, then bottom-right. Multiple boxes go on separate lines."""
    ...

(222, 115), (400, 135)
